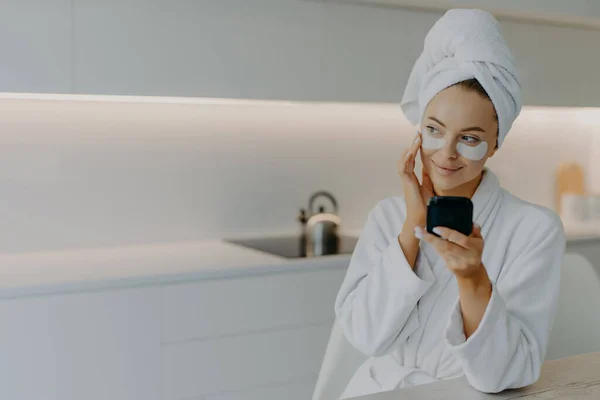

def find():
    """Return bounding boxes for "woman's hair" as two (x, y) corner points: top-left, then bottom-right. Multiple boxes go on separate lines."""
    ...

(453, 78), (499, 148)
(454, 79), (497, 120)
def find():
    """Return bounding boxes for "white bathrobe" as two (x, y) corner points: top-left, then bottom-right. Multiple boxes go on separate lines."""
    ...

(335, 169), (566, 399)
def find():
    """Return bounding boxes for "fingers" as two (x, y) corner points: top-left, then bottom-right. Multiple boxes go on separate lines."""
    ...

(407, 133), (421, 172)
(405, 151), (415, 174)
(431, 226), (470, 248)
(409, 132), (422, 161)
(398, 152), (413, 176)
(399, 133), (421, 177)
(418, 227), (469, 258)
(406, 152), (415, 175)
(471, 223), (482, 238)
(415, 225), (484, 274)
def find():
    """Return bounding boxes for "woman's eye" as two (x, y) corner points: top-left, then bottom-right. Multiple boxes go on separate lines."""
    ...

(462, 135), (480, 144)
(426, 126), (441, 135)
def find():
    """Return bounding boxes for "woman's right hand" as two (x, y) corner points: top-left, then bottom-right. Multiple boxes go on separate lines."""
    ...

(398, 132), (434, 228)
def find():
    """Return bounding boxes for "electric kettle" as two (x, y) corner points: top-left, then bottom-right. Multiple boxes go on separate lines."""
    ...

(298, 191), (341, 257)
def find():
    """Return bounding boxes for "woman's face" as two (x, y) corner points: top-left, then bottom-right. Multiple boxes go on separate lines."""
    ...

(420, 85), (499, 192)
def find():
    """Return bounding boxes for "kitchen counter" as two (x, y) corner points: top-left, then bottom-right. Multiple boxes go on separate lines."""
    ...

(564, 221), (600, 243)
(0, 224), (597, 300)
(0, 238), (353, 300)
(356, 351), (600, 399)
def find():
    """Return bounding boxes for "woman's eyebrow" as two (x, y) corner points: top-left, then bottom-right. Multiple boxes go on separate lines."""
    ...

(427, 117), (445, 127)
(460, 126), (485, 133)
(427, 116), (485, 133)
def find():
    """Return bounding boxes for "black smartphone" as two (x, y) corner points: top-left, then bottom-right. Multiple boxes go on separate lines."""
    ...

(426, 196), (474, 237)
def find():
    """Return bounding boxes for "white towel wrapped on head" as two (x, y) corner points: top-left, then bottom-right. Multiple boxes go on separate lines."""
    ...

(400, 9), (522, 148)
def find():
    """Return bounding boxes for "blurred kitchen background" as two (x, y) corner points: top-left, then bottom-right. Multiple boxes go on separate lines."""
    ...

(1, 1), (600, 400)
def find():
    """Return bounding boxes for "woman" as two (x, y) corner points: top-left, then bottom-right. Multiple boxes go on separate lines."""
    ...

(334, 9), (566, 399)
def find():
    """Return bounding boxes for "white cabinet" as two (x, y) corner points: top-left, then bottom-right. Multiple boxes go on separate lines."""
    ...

(329, 0), (598, 26)
(0, 0), (72, 93)
(0, 287), (162, 400)
(161, 268), (344, 343)
(72, 0), (324, 101)
(500, 20), (600, 107)
(587, 0), (600, 18)
(320, 3), (438, 103)
(2, 0), (600, 107)
(0, 260), (347, 400)
(321, 0), (600, 106)
(201, 380), (316, 400)
(162, 324), (331, 399)
(160, 267), (346, 400)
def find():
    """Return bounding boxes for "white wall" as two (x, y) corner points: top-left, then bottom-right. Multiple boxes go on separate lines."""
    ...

(0, 97), (596, 254)
(2, 0), (600, 253)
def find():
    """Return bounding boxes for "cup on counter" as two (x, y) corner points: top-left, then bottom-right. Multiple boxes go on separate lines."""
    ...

(561, 193), (589, 222)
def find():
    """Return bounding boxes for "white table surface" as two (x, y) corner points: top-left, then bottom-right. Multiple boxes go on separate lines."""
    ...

(354, 352), (600, 399)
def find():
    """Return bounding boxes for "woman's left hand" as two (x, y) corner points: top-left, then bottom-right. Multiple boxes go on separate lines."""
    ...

(415, 224), (485, 279)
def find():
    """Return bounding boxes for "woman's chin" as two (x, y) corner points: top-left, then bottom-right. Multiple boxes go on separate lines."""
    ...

(431, 174), (461, 192)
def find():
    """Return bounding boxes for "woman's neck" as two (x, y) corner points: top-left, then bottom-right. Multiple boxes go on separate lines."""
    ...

(433, 171), (484, 199)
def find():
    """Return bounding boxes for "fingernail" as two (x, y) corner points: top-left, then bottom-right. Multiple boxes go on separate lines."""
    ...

(405, 152), (411, 160)
(474, 223), (481, 229)
(414, 135), (421, 143)
(414, 226), (423, 240)
(433, 227), (442, 236)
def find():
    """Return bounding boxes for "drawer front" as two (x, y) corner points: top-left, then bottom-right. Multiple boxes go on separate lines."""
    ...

(161, 267), (345, 343)
(200, 379), (316, 400)
(162, 323), (331, 399)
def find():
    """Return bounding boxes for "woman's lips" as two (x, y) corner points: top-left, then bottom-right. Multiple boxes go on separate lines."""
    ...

(433, 162), (462, 176)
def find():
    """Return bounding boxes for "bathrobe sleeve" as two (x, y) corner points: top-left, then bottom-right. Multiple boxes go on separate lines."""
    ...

(335, 199), (435, 357)
(444, 212), (566, 393)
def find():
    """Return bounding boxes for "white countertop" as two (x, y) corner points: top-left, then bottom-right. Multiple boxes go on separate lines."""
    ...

(0, 223), (597, 300)
(564, 221), (600, 242)
(0, 238), (353, 300)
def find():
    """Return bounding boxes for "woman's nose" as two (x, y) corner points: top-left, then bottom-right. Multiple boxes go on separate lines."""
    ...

(440, 139), (458, 159)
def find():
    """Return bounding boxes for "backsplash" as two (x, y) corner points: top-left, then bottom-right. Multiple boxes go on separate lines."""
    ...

(0, 97), (596, 253)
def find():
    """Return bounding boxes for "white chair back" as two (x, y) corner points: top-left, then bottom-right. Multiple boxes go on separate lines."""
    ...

(312, 319), (367, 400)
(546, 252), (600, 360)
